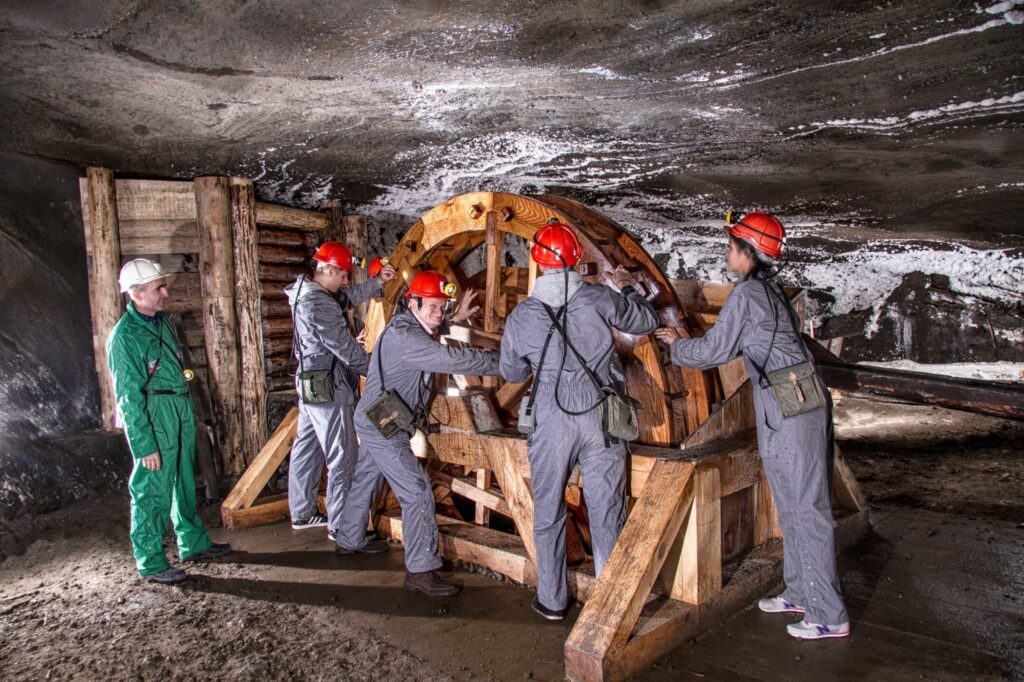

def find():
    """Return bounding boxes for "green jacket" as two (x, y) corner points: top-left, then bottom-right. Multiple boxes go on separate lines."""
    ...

(106, 302), (190, 459)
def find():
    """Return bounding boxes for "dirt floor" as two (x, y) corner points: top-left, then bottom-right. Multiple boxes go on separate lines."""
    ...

(1, 397), (1022, 681)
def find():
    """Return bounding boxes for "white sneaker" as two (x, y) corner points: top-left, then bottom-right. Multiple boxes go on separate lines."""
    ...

(787, 620), (850, 640)
(758, 595), (806, 614)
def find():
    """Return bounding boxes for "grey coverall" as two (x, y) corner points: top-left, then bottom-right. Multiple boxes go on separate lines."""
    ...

(500, 270), (660, 611)
(336, 307), (501, 573)
(284, 275), (382, 530)
(668, 274), (848, 625)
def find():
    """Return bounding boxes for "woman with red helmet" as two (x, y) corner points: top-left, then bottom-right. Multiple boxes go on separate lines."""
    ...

(334, 269), (501, 597)
(655, 212), (849, 640)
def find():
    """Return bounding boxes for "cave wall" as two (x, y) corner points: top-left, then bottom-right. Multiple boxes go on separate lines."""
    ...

(0, 153), (128, 521)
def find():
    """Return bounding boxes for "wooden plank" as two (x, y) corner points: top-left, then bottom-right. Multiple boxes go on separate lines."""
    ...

(433, 471), (511, 517)
(230, 177), (268, 464)
(494, 378), (530, 411)
(753, 476), (782, 544)
(195, 176), (245, 475)
(119, 218), (198, 238)
(223, 492), (326, 530)
(113, 179), (196, 221)
(484, 212), (504, 333)
(255, 202), (330, 231)
(564, 460), (695, 681)
(221, 407), (298, 521)
(482, 434), (538, 565)
(260, 263), (307, 282)
(659, 466), (721, 603)
(258, 245), (309, 265)
(832, 446), (867, 512)
(82, 167), (122, 431)
(257, 228), (305, 247)
(474, 468), (492, 525)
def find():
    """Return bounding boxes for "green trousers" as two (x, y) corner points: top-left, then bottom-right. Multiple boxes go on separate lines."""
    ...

(128, 395), (212, 576)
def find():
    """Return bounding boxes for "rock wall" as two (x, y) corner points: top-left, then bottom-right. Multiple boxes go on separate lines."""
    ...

(0, 153), (128, 522)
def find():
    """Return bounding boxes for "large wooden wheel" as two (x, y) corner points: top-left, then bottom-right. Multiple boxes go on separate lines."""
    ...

(363, 191), (715, 445)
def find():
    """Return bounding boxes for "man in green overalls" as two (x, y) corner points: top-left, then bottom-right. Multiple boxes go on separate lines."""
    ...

(107, 258), (231, 584)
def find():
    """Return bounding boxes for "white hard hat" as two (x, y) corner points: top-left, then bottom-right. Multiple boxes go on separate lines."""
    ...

(118, 258), (165, 293)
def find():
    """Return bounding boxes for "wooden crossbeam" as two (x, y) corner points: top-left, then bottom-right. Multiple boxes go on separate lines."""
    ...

(221, 407), (298, 527)
(564, 461), (695, 681)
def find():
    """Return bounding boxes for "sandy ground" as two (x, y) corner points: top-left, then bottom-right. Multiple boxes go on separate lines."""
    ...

(1, 396), (1022, 680)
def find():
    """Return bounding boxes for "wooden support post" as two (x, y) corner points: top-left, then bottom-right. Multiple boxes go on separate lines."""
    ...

(229, 177), (267, 464)
(832, 446), (867, 513)
(82, 167), (122, 430)
(659, 466), (722, 603)
(475, 468), (492, 526)
(754, 476), (782, 545)
(483, 212), (504, 389)
(342, 213), (370, 320)
(565, 461), (695, 682)
(483, 437), (538, 569)
(194, 176), (244, 474)
(527, 258), (539, 295)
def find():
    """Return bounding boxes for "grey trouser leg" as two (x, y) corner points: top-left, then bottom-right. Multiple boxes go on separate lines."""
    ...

(325, 404), (359, 532)
(528, 411), (628, 611)
(340, 426), (442, 574)
(289, 397), (358, 528)
(335, 433), (385, 551)
(760, 406), (848, 625)
(288, 402), (323, 521)
(576, 430), (628, 577)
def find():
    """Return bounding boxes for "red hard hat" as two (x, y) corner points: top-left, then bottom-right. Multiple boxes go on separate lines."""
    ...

(313, 241), (354, 273)
(725, 212), (786, 260)
(406, 270), (457, 299)
(368, 256), (390, 278)
(531, 221), (582, 268)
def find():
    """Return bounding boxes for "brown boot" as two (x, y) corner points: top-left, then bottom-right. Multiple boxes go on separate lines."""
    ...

(403, 570), (461, 597)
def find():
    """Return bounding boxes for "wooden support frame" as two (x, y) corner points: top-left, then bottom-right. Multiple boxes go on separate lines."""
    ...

(195, 176), (245, 474)
(221, 191), (869, 682)
(81, 167), (122, 430)
(230, 177), (268, 463)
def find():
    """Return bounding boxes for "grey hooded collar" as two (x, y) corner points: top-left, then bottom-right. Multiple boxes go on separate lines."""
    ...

(530, 269), (583, 308)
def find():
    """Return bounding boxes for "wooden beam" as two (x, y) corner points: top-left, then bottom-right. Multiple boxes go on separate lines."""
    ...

(194, 176), (245, 474)
(805, 336), (1024, 421)
(221, 407), (299, 526)
(433, 471), (511, 517)
(659, 466), (722, 603)
(832, 446), (867, 513)
(255, 202), (331, 231)
(494, 378), (530, 411)
(564, 461), (695, 681)
(230, 177), (268, 465)
(223, 492), (326, 530)
(82, 167), (122, 430)
(482, 435), (538, 565)
(753, 476), (782, 545)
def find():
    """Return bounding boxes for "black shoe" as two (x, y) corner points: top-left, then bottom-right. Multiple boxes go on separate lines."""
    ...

(143, 568), (187, 584)
(183, 542), (232, 562)
(403, 570), (461, 597)
(292, 513), (328, 530)
(336, 538), (389, 555)
(532, 597), (570, 621)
